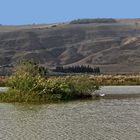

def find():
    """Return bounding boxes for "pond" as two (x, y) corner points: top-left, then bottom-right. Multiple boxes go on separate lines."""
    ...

(0, 98), (140, 140)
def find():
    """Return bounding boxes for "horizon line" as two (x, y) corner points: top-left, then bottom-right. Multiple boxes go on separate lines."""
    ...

(1, 17), (140, 26)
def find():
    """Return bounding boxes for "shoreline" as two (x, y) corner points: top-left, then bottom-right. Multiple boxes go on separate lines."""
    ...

(94, 86), (140, 99)
(1, 86), (140, 102)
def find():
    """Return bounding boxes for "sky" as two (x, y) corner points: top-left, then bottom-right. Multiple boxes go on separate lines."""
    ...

(0, 0), (140, 25)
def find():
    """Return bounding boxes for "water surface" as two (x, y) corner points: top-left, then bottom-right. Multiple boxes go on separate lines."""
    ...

(0, 98), (140, 140)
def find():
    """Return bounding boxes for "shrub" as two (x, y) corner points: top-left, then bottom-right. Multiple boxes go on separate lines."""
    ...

(3, 61), (99, 103)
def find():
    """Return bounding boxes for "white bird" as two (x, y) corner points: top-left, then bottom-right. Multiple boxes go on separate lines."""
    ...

(99, 93), (105, 97)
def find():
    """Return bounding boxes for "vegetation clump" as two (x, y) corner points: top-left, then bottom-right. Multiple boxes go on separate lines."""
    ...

(0, 61), (99, 102)
(70, 18), (116, 24)
(0, 76), (7, 86)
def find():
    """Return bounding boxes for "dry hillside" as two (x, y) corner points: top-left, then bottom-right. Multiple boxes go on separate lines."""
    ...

(0, 19), (140, 73)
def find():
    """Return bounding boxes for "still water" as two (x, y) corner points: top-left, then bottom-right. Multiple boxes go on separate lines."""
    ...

(0, 98), (140, 140)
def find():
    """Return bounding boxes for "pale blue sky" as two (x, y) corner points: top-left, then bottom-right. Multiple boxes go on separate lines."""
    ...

(0, 0), (140, 25)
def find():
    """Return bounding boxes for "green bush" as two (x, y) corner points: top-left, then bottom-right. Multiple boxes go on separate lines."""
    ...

(3, 61), (99, 103)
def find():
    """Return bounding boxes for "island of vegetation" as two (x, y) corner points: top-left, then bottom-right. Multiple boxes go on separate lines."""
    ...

(1, 60), (140, 103)
(0, 61), (99, 103)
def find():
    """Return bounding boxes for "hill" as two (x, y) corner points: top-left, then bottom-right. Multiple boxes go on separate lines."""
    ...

(0, 18), (140, 73)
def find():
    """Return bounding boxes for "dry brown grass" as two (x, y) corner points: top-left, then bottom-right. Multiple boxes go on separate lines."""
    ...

(1, 74), (140, 87)
(89, 74), (140, 85)
(48, 74), (140, 86)
(0, 76), (7, 86)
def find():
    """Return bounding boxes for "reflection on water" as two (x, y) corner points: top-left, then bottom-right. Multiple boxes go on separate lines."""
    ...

(0, 99), (140, 140)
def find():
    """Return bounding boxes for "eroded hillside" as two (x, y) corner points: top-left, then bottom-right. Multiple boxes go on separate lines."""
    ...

(0, 19), (140, 73)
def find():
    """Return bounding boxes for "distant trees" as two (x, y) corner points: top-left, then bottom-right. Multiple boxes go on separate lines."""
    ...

(53, 65), (100, 74)
(38, 66), (48, 76)
(70, 18), (116, 24)
(0, 60), (100, 76)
